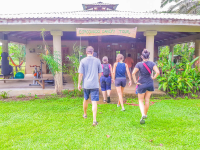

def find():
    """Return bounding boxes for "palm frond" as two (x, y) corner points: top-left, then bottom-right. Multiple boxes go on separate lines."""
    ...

(187, 2), (200, 14)
(161, 0), (177, 8)
(167, 1), (184, 12)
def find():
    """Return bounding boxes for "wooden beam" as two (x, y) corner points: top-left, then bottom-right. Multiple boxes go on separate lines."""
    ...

(0, 33), (27, 44)
(157, 33), (200, 46)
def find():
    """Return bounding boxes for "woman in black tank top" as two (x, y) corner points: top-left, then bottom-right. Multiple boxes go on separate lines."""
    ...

(132, 49), (160, 124)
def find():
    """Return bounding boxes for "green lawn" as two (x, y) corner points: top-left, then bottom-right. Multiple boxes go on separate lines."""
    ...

(0, 98), (200, 150)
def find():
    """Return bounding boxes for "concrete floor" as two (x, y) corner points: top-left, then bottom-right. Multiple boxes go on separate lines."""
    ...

(0, 74), (165, 97)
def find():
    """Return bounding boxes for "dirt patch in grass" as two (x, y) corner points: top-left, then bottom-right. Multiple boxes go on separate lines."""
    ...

(0, 94), (69, 101)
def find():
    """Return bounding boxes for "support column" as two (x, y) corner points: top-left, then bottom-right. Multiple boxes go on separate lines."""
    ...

(195, 40), (200, 71)
(144, 31), (157, 62)
(50, 31), (63, 94)
(170, 44), (175, 64)
(1, 40), (9, 53)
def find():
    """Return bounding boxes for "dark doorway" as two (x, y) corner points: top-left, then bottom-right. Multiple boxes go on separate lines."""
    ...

(116, 50), (126, 59)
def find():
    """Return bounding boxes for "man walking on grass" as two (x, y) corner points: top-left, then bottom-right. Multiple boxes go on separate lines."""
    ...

(78, 46), (103, 126)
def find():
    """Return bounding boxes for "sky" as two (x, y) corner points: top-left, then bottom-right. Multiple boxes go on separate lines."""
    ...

(0, 0), (173, 14)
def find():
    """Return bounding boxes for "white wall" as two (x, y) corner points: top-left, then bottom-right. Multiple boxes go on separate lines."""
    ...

(25, 40), (88, 74)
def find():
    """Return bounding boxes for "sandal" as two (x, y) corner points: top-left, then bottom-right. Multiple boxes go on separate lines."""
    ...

(92, 121), (98, 126)
(103, 100), (107, 103)
(83, 114), (87, 119)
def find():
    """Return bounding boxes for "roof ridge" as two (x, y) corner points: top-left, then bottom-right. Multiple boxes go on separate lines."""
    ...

(0, 10), (199, 16)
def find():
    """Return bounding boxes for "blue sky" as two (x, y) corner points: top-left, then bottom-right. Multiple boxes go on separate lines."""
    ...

(0, 0), (172, 14)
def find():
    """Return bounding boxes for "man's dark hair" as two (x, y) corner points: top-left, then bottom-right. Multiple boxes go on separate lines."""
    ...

(93, 52), (98, 58)
(86, 46), (94, 54)
(128, 54), (131, 57)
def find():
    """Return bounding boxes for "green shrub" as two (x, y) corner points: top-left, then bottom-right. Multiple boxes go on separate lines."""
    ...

(0, 91), (9, 99)
(17, 94), (26, 98)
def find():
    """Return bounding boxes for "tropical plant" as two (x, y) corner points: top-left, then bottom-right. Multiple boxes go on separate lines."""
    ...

(161, 0), (200, 14)
(40, 29), (63, 94)
(158, 52), (200, 97)
(65, 43), (86, 90)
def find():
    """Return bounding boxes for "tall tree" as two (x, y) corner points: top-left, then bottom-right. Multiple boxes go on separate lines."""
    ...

(9, 43), (26, 66)
(161, 0), (200, 14)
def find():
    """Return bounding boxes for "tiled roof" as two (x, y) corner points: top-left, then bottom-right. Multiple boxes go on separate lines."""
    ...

(0, 11), (199, 20)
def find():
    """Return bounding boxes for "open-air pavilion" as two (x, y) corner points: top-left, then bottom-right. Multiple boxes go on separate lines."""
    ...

(0, 2), (200, 98)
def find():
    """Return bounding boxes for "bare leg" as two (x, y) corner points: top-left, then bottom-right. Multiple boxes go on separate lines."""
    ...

(102, 91), (107, 101)
(92, 101), (97, 122)
(83, 99), (88, 116)
(138, 93), (145, 116)
(144, 91), (152, 115)
(121, 87), (124, 96)
(116, 86), (124, 109)
(107, 90), (111, 97)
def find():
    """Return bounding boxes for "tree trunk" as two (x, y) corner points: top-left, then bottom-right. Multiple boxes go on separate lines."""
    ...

(19, 58), (21, 70)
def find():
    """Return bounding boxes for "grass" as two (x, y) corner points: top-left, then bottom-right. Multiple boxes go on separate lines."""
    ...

(0, 98), (200, 150)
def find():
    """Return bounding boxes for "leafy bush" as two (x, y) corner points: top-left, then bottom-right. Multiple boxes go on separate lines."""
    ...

(157, 52), (200, 98)
(62, 89), (83, 98)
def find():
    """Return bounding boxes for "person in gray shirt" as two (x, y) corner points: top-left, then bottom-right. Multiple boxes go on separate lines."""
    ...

(78, 46), (103, 126)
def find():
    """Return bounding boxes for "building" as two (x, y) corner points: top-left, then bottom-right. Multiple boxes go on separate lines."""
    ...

(0, 2), (200, 93)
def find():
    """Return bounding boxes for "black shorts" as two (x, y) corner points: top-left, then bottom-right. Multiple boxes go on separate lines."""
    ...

(137, 82), (154, 94)
(115, 78), (126, 87)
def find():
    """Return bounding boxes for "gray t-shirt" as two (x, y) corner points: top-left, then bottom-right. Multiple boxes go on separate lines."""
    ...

(135, 61), (156, 84)
(78, 56), (103, 89)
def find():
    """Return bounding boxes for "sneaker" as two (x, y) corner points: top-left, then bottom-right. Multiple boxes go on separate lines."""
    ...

(143, 115), (147, 119)
(107, 97), (110, 103)
(140, 116), (145, 124)
(117, 104), (120, 107)
(121, 108), (125, 111)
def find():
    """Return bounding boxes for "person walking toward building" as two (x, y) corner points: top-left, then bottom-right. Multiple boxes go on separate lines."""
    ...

(132, 49), (160, 124)
(124, 54), (134, 73)
(100, 56), (113, 103)
(113, 54), (132, 111)
(78, 46), (103, 126)
(93, 52), (98, 58)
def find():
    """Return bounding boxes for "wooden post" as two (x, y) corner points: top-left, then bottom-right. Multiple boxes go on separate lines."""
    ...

(170, 44), (175, 65)
(195, 40), (200, 71)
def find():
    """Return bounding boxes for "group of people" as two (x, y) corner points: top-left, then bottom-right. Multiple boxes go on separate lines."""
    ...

(78, 46), (160, 126)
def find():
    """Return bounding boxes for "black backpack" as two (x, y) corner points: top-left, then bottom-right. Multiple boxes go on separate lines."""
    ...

(102, 64), (110, 77)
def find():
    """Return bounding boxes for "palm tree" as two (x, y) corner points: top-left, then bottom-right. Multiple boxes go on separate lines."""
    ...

(161, 0), (200, 14)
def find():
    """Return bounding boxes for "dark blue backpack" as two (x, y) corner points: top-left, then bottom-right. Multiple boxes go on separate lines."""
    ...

(102, 64), (110, 77)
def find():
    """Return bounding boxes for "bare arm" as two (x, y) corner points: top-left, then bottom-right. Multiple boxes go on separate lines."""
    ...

(99, 73), (101, 80)
(132, 68), (139, 84)
(110, 64), (114, 81)
(112, 63), (117, 81)
(78, 73), (83, 91)
(125, 63), (132, 86)
(152, 65), (160, 80)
